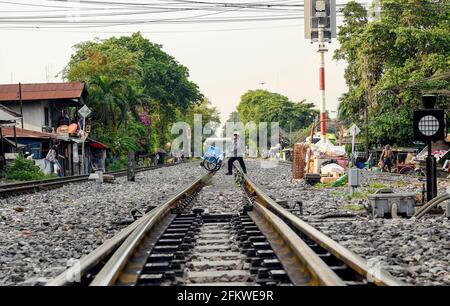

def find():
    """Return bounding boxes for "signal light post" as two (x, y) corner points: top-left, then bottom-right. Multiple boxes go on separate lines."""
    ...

(305, 0), (336, 140)
(413, 95), (447, 201)
(318, 26), (327, 140)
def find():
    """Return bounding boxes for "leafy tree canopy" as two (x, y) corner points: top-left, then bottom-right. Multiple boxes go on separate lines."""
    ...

(64, 32), (203, 157)
(335, 0), (449, 147)
(236, 89), (318, 132)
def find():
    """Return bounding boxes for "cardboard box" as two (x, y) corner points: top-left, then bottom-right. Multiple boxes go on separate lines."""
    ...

(321, 177), (338, 184)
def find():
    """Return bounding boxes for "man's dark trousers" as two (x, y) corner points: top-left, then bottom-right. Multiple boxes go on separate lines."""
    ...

(227, 157), (247, 174)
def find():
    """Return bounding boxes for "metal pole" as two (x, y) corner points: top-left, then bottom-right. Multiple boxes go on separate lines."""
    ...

(425, 141), (437, 201)
(289, 122), (292, 144)
(19, 83), (24, 129)
(81, 117), (86, 174)
(13, 125), (18, 153)
(351, 133), (356, 167)
(318, 26), (327, 140)
(432, 155), (437, 199)
(365, 101), (369, 160)
(127, 151), (136, 182)
(0, 127), (4, 170)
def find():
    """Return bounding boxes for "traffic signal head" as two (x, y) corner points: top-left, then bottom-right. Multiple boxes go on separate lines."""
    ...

(413, 96), (447, 142)
(304, 0), (336, 42)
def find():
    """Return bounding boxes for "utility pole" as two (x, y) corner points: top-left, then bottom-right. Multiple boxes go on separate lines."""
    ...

(365, 100), (369, 160)
(78, 105), (92, 175)
(318, 25), (327, 140)
(18, 82), (24, 129)
(82, 116), (86, 174)
(13, 126), (18, 153)
(289, 122), (292, 144)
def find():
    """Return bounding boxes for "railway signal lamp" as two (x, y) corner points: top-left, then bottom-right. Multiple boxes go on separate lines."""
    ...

(413, 95), (447, 201)
(413, 96), (446, 142)
(304, 0), (336, 42)
(305, 0), (337, 140)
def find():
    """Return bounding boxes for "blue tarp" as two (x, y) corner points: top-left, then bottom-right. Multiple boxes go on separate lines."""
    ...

(204, 146), (223, 164)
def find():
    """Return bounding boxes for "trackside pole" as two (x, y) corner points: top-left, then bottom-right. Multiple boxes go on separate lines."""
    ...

(318, 26), (327, 140)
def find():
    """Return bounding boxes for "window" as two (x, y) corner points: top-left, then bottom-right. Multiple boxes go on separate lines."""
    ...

(44, 107), (50, 126)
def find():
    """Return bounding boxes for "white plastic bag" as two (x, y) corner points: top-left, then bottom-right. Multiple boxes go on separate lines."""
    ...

(321, 163), (345, 175)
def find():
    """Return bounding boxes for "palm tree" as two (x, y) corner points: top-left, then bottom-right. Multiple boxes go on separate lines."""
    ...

(89, 75), (126, 129)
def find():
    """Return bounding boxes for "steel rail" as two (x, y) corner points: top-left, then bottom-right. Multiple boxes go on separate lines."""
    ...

(239, 170), (405, 286)
(250, 201), (345, 286)
(92, 169), (341, 286)
(0, 175), (89, 190)
(47, 169), (210, 286)
(89, 172), (213, 286)
(50, 162), (404, 286)
(0, 163), (177, 197)
(46, 209), (156, 286)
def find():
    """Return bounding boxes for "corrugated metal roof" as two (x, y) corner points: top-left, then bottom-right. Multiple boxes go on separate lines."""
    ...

(1, 137), (26, 148)
(87, 138), (109, 149)
(0, 82), (86, 102)
(0, 127), (56, 139)
(0, 104), (21, 123)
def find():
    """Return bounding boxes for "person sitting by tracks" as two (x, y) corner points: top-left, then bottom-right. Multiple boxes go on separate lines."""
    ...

(226, 131), (247, 175)
(379, 145), (394, 173)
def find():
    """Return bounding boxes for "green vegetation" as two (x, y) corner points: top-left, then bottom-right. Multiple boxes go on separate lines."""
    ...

(332, 174), (348, 187)
(107, 156), (129, 171)
(343, 204), (366, 212)
(235, 89), (318, 144)
(65, 32), (218, 160)
(335, 0), (450, 147)
(314, 183), (333, 189)
(366, 182), (388, 194)
(369, 182), (386, 189)
(393, 181), (410, 188)
(345, 191), (366, 200)
(330, 190), (346, 197)
(368, 188), (377, 195)
(4, 156), (56, 181)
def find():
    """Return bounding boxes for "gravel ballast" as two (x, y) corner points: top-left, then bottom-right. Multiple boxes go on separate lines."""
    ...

(0, 163), (204, 286)
(0, 159), (448, 286)
(245, 160), (449, 285)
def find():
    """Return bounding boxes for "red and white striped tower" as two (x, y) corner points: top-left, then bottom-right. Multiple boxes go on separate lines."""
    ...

(318, 26), (328, 140)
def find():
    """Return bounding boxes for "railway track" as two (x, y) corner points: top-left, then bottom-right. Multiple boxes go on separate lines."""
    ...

(0, 163), (177, 198)
(47, 167), (404, 286)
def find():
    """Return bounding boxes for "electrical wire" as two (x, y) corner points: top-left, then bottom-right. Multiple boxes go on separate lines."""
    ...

(0, 0), (358, 31)
(0, 22), (304, 33)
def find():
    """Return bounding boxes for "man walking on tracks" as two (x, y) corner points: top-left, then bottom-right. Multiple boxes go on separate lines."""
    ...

(380, 144), (394, 173)
(226, 131), (247, 175)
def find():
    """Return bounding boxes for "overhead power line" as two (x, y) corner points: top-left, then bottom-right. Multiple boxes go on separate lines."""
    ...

(0, 0), (359, 31)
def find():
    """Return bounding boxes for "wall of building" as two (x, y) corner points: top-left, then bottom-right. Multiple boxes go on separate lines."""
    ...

(1, 101), (49, 132)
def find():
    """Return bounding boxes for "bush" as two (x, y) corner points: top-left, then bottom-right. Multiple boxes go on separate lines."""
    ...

(4, 156), (56, 181)
(107, 156), (128, 171)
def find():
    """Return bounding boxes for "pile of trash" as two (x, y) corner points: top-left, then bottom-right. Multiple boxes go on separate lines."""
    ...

(321, 163), (345, 175)
(311, 138), (346, 159)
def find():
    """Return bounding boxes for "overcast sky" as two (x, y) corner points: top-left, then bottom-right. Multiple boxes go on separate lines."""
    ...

(0, 1), (372, 124)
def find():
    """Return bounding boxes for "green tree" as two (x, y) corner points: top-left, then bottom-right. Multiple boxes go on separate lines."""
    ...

(237, 89), (318, 131)
(226, 111), (241, 123)
(235, 89), (318, 147)
(64, 32), (203, 157)
(335, 0), (450, 147)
